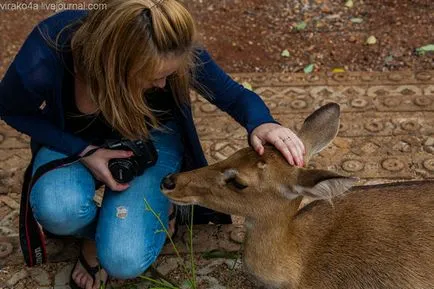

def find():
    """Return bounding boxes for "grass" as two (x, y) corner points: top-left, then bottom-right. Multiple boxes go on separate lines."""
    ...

(142, 199), (197, 289)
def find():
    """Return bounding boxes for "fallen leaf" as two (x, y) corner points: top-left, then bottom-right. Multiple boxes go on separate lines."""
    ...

(385, 55), (394, 62)
(345, 0), (354, 8)
(294, 21), (307, 31)
(242, 82), (253, 91)
(304, 64), (314, 74)
(281, 49), (291, 57)
(332, 68), (345, 73)
(415, 44), (434, 55)
(350, 18), (363, 23)
(366, 35), (377, 45)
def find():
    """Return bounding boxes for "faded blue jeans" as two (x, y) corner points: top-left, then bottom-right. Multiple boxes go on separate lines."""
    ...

(29, 121), (183, 279)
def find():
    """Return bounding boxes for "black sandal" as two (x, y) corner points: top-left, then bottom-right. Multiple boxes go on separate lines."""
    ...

(69, 250), (109, 289)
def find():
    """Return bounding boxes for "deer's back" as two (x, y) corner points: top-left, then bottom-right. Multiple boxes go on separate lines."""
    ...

(295, 181), (434, 289)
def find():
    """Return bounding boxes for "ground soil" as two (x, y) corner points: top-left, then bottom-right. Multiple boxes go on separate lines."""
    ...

(0, 0), (433, 77)
(184, 0), (434, 73)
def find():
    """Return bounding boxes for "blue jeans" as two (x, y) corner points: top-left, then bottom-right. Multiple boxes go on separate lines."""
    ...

(29, 121), (184, 279)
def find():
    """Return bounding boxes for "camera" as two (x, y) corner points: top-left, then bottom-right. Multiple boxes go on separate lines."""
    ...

(104, 139), (158, 184)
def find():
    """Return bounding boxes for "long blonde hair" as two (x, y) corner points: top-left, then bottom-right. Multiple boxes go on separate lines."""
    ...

(70, 0), (197, 139)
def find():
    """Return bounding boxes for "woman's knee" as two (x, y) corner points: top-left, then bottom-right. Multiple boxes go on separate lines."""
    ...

(30, 147), (97, 235)
(98, 240), (163, 279)
(30, 185), (97, 236)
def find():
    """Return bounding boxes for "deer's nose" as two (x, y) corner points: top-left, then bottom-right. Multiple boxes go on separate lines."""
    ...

(161, 174), (176, 190)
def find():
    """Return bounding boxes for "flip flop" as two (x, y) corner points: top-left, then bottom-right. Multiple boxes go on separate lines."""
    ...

(69, 250), (109, 289)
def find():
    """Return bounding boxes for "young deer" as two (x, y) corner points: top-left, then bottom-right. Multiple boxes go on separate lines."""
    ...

(161, 103), (434, 289)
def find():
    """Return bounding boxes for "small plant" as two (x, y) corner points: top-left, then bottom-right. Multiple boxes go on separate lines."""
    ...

(142, 199), (197, 289)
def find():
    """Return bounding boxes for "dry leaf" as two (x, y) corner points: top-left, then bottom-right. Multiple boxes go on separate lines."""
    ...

(366, 35), (377, 45)
(242, 82), (253, 91)
(304, 64), (314, 74)
(332, 68), (345, 73)
(281, 49), (290, 57)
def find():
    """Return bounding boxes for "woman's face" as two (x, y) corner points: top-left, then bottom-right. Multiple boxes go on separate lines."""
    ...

(143, 56), (183, 91)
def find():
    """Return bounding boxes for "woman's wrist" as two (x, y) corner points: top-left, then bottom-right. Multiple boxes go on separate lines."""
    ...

(79, 144), (99, 157)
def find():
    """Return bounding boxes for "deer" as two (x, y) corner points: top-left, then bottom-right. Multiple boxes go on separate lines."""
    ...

(161, 103), (434, 289)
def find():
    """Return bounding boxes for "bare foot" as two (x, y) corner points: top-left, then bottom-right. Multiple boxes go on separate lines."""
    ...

(71, 240), (108, 289)
(168, 203), (176, 238)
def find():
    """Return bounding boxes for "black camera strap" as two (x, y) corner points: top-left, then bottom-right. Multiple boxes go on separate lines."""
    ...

(19, 147), (99, 266)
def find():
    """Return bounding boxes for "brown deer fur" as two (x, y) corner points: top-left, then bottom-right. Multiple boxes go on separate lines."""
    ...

(161, 103), (434, 289)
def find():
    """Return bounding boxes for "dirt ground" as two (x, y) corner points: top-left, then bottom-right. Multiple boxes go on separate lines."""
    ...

(195, 0), (434, 73)
(0, 0), (433, 77)
(186, 0), (434, 73)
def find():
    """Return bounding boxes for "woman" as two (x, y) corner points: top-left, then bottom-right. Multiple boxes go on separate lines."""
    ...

(0, 0), (305, 288)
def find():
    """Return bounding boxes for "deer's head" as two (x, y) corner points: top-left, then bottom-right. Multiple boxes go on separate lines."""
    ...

(161, 103), (358, 219)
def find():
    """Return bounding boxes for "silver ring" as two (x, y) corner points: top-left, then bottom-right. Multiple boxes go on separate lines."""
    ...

(282, 136), (292, 142)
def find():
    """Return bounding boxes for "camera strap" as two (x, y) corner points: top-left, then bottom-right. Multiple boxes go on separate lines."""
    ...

(19, 147), (99, 267)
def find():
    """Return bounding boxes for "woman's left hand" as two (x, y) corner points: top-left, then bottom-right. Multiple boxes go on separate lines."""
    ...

(250, 123), (305, 167)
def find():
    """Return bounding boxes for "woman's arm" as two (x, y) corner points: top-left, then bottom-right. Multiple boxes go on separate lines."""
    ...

(193, 49), (279, 135)
(1, 114), (89, 156)
(0, 27), (89, 156)
(192, 49), (305, 166)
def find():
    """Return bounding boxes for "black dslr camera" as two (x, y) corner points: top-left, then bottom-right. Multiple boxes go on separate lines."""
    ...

(103, 139), (158, 184)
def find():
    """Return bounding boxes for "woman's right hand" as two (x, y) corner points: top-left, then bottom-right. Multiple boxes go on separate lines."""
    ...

(79, 145), (133, 191)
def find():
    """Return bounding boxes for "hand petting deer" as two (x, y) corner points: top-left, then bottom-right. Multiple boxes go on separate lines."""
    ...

(161, 103), (434, 289)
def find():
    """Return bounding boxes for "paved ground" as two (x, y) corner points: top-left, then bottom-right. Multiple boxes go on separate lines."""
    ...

(0, 70), (433, 288)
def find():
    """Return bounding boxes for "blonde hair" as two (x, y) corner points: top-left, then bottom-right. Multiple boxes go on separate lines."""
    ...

(70, 0), (197, 139)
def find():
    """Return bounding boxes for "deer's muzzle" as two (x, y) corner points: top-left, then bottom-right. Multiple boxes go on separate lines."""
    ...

(161, 173), (176, 190)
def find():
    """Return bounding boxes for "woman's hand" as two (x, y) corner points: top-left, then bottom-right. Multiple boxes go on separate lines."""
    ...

(79, 145), (133, 191)
(250, 123), (305, 167)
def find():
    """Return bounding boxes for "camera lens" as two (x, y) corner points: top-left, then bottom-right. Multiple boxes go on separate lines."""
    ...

(108, 159), (137, 184)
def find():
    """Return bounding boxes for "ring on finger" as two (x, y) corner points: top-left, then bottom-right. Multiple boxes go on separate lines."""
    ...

(282, 136), (292, 142)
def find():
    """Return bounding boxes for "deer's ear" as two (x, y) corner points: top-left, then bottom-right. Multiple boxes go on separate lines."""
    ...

(292, 177), (358, 200)
(280, 169), (358, 200)
(298, 103), (340, 163)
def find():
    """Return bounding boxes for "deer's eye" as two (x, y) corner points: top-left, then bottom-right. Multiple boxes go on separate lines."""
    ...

(226, 177), (248, 190)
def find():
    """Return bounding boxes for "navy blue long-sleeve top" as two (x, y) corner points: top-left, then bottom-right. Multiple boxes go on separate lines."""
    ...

(0, 10), (277, 171)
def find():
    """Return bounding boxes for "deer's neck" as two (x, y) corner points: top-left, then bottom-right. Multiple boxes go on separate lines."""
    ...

(244, 212), (301, 289)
